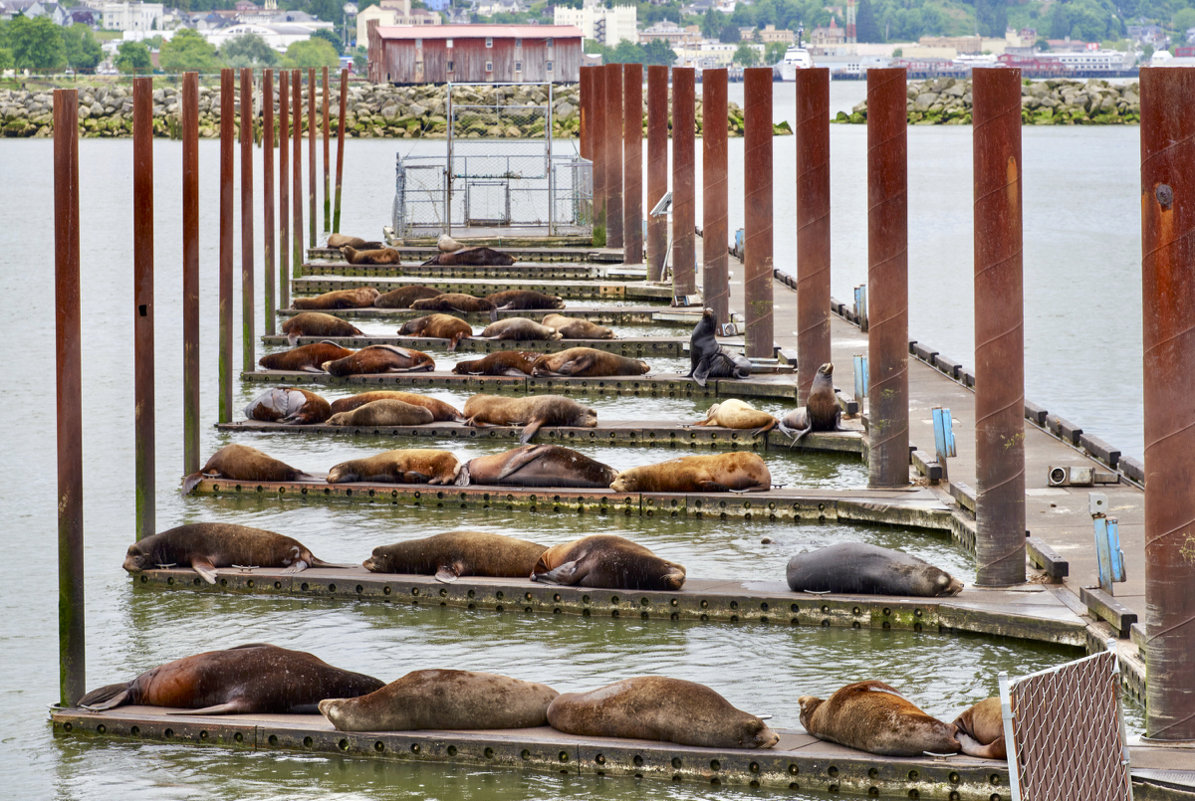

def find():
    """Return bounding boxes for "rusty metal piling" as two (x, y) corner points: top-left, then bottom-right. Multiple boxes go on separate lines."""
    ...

(671, 67), (696, 297)
(308, 67), (317, 247)
(795, 68), (831, 402)
(292, 70), (303, 280)
(591, 67), (606, 241)
(702, 68), (729, 325)
(322, 66), (330, 235)
(279, 70), (290, 309)
(743, 67), (773, 357)
(133, 77), (155, 539)
(333, 68), (347, 234)
(218, 69), (233, 423)
(645, 65), (668, 281)
(240, 68), (255, 375)
(971, 67), (1026, 586)
(579, 65), (593, 161)
(604, 63), (623, 251)
(622, 63), (643, 264)
(182, 73), (199, 473)
(263, 70), (276, 335)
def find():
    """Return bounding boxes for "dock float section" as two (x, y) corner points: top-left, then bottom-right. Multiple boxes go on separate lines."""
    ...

(293, 275), (675, 302)
(262, 334), (694, 358)
(300, 260), (648, 281)
(276, 306), (693, 325)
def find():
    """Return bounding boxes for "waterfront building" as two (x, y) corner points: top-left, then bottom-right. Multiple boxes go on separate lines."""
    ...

(95, 0), (164, 32)
(368, 23), (583, 84)
(552, 0), (637, 46)
(356, 0), (439, 49)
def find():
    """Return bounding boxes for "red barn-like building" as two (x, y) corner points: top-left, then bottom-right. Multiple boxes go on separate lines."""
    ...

(368, 24), (584, 84)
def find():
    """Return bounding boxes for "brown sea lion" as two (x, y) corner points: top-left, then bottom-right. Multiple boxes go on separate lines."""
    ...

(322, 344), (435, 376)
(531, 534), (685, 590)
(259, 341), (355, 373)
(325, 399), (435, 427)
(327, 233), (383, 250)
(437, 233), (464, 252)
(293, 286), (381, 309)
(329, 391), (464, 422)
(77, 643), (383, 714)
(609, 452), (771, 494)
(462, 394), (598, 443)
(122, 522), (349, 584)
(410, 293), (497, 316)
(785, 542), (964, 597)
(375, 285), (443, 308)
(530, 347), (650, 378)
(464, 445), (616, 489)
(363, 530), (548, 582)
(280, 311), (363, 344)
(397, 313), (473, 351)
(182, 443), (313, 494)
(953, 697), (1007, 760)
(541, 313), (616, 340)
(480, 317), (563, 342)
(423, 246), (516, 266)
(779, 362), (845, 443)
(452, 350), (543, 377)
(320, 669), (558, 731)
(798, 680), (961, 757)
(547, 676), (779, 749)
(693, 399), (778, 435)
(485, 289), (565, 310)
(326, 448), (465, 485)
(688, 307), (751, 387)
(243, 387), (332, 424)
(341, 245), (401, 265)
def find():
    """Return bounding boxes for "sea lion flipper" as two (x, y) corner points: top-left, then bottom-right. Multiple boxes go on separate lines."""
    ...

(519, 419), (545, 445)
(191, 558), (219, 584)
(692, 361), (711, 388)
(77, 682), (132, 711)
(495, 445), (547, 480)
(531, 559), (580, 584)
(180, 472), (203, 496)
(434, 565), (461, 583)
(282, 559), (310, 575)
(168, 701), (250, 715)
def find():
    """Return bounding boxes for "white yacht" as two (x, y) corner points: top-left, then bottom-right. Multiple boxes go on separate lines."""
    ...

(774, 42), (813, 80)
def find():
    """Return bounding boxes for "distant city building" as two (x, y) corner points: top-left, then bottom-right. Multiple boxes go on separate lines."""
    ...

(95, 0), (164, 31)
(553, 0), (636, 46)
(809, 19), (845, 49)
(918, 34), (981, 54)
(368, 23), (582, 83)
(209, 21), (334, 51)
(758, 24), (794, 44)
(356, 0), (439, 47)
(639, 21), (700, 48)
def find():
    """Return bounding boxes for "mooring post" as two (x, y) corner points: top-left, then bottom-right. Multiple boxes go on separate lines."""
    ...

(579, 65), (593, 162)
(671, 66), (696, 297)
(182, 72), (200, 473)
(278, 69), (290, 310)
(1141, 66), (1195, 740)
(54, 87), (85, 706)
(622, 63), (643, 265)
(743, 66), (773, 357)
(795, 68), (831, 403)
(592, 67), (607, 245)
(972, 67), (1025, 586)
(292, 70), (303, 279)
(604, 63), (624, 251)
(322, 66), (331, 236)
(133, 77), (155, 540)
(263, 69), (276, 335)
(866, 67), (910, 488)
(645, 65), (668, 281)
(240, 68), (255, 375)
(703, 67), (730, 328)
(218, 68), (233, 424)
(307, 67), (316, 247)
(333, 68), (347, 234)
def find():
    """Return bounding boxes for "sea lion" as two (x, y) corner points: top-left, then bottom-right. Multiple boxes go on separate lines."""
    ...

(122, 522), (348, 584)
(452, 350), (543, 377)
(320, 669), (558, 731)
(375, 285), (443, 308)
(292, 286), (381, 309)
(785, 542), (964, 597)
(397, 313), (473, 351)
(530, 347), (650, 378)
(485, 289), (565, 310)
(182, 443), (313, 494)
(325, 399), (435, 427)
(541, 313), (616, 340)
(953, 697), (1007, 760)
(462, 394), (598, 443)
(340, 245), (401, 265)
(363, 530), (548, 582)
(798, 680), (961, 757)
(329, 391), (464, 422)
(259, 341), (355, 372)
(322, 344), (435, 376)
(547, 676), (779, 749)
(326, 448), (466, 485)
(464, 445), (616, 489)
(437, 233), (464, 252)
(327, 233), (383, 250)
(693, 398), (778, 435)
(280, 311), (363, 344)
(531, 534), (685, 590)
(687, 307), (751, 387)
(423, 246), (516, 266)
(243, 387), (332, 425)
(77, 643), (383, 714)
(480, 317), (563, 342)
(779, 362), (844, 443)
(410, 292), (497, 317)
(609, 452), (771, 494)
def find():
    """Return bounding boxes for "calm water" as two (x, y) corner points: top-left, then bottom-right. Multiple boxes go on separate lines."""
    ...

(0, 81), (1143, 800)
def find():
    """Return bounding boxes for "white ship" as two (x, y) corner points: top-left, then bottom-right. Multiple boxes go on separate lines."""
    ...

(774, 42), (813, 81)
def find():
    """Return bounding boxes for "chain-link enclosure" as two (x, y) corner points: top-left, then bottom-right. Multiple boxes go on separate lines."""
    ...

(1001, 645), (1132, 801)
(392, 82), (592, 240)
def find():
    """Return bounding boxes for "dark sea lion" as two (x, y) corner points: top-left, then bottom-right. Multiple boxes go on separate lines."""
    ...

(326, 399), (435, 427)
(531, 534), (685, 590)
(327, 233), (383, 250)
(423, 246), (516, 266)
(547, 676), (779, 749)
(410, 292), (497, 316)
(326, 448), (465, 485)
(182, 443), (313, 494)
(259, 341), (355, 372)
(484, 289), (565, 310)
(452, 350), (543, 377)
(464, 444), (616, 489)
(375, 285), (443, 308)
(122, 522), (348, 584)
(687, 307), (751, 386)
(541, 313), (616, 340)
(609, 452), (771, 494)
(293, 286), (381, 309)
(692, 399), (778, 435)
(798, 680), (961, 757)
(329, 390), (464, 422)
(953, 697), (1007, 760)
(480, 317), (563, 342)
(244, 387), (332, 424)
(530, 347), (650, 377)
(77, 643), (384, 714)
(322, 344), (435, 376)
(779, 362), (844, 443)
(785, 542), (964, 597)
(341, 245), (401, 265)
(397, 313), (473, 351)
(363, 530), (548, 582)
(280, 312), (363, 344)
(320, 669), (558, 731)
(463, 394), (597, 443)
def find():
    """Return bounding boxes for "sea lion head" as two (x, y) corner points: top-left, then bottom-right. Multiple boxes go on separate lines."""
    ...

(122, 540), (156, 573)
(573, 405), (599, 428)
(797, 695), (823, 729)
(931, 570), (965, 596)
(740, 716), (781, 749)
(817, 362), (834, 378)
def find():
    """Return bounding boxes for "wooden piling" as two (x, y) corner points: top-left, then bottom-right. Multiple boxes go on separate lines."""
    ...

(333, 67), (347, 234)
(218, 68), (233, 424)
(182, 73), (200, 473)
(292, 70), (303, 281)
(279, 69), (290, 310)
(240, 68), (255, 375)
(133, 76), (155, 540)
(322, 66), (331, 236)
(308, 67), (316, 248)
(263, 69), (276, 335)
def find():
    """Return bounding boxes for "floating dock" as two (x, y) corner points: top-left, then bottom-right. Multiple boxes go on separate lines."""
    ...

(292, 275), (675, 302)
(301, 260), (648, 281)
(308, 245), (623, 263)
(276, 306), (695, 325)
(261, 334), (693, 358)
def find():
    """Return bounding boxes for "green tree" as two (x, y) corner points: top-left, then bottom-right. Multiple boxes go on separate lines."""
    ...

(8, 15), (66, 72)
(61, 23), (102, 72)
(855, 0), (883, 42)
(312, 27), (343, 55)
(640, 38), (677, 65)
(352, 44), (367, 74)
(159, 28), (223, 73)
(115, 40), (153, 73)
(1175, 7), (1195, 31)
(281, 37), (339, 69)
(0, 47), (12, 72)
(733, 42), (761, 65)
(975, 0), (1008, 37)
(220, 32), (279, 67)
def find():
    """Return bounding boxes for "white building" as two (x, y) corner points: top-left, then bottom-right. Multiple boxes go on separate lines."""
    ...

(355, 0), (439, 47)
(207, 22), (334, 51)
(553, 0), (636, 46)
(96, 0), (164, 32)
